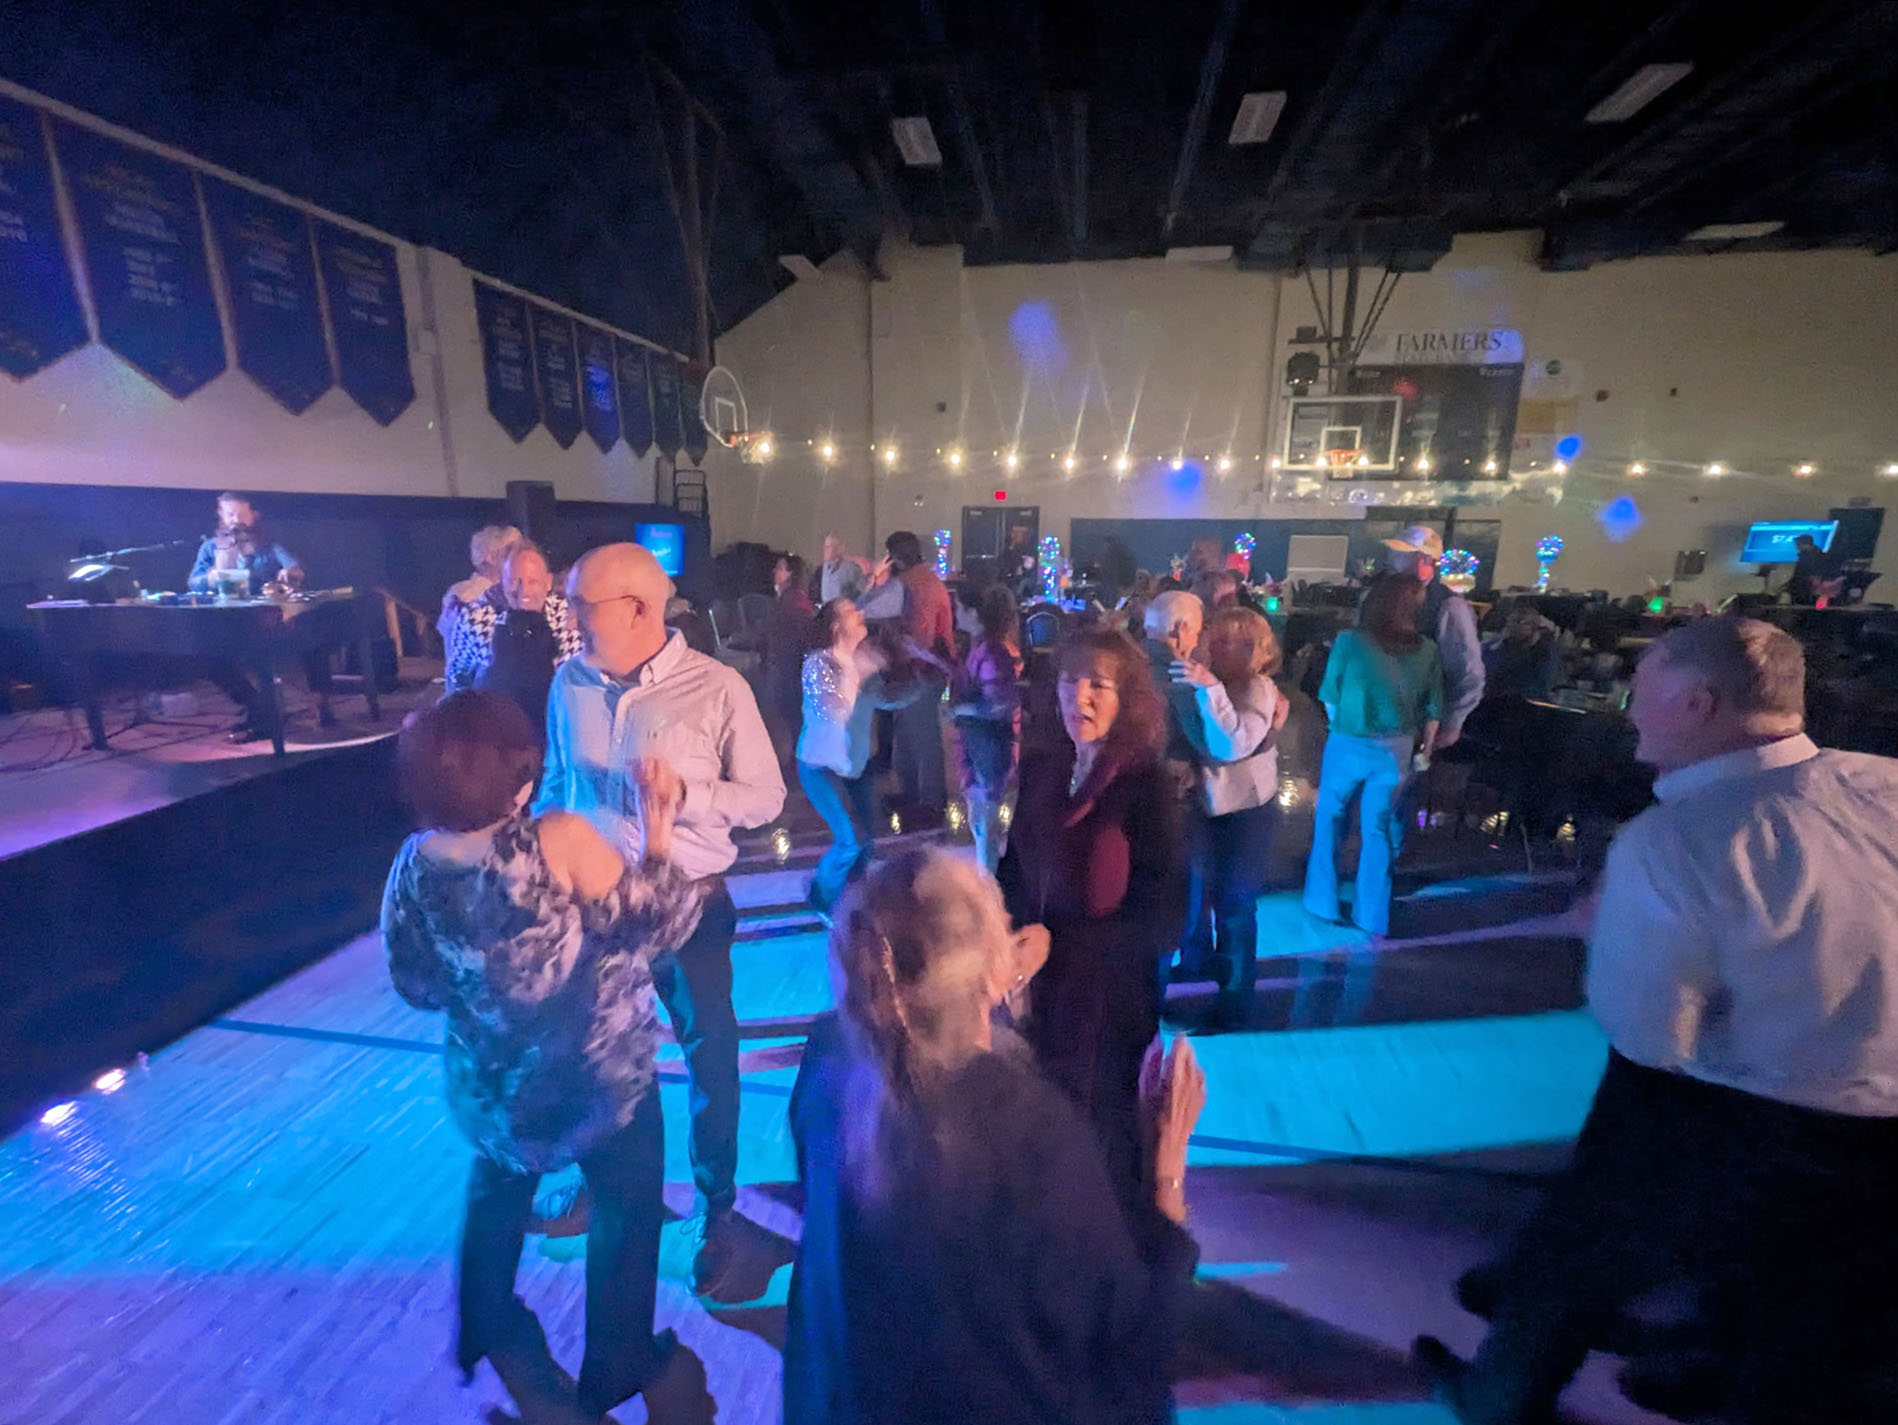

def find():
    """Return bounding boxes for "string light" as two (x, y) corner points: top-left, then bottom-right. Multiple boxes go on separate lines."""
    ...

(1534, 535), (1565, 593)
(946, 802), (965, 833)
(93, 1068), (127, 1094)
(1217, 454), (1233, 472)
(756, 436), (775, 458)
(934, 529), (953, 580)
(1438, 548), (1481, 594)
(1169, 455), (1185, 471)
(1705, 462), (1726, 477)
(1628, 461), (1646, 477)
(1415, 455), (1431, 473)
(1062, 451), (1078, 473)
(1795, 462), (1815, 478)
(1482, 458), (1500, 474)
(881, 445), (898, 465)
(1039, 535), (1064, 602)
(818, 438), (838, 463)
(1232, 532), (1256, 561)
(1552, 460), (1568, 475)
(946, 448), (964, 469)
(1268, 455), (1283, 469)
(1883, 463), (1898, 478)
(769, 828), (792, 864)
(1356, 454), (1371, 468)
(1004, 450), (1020, 471)
(1113, 452), (1131, 474)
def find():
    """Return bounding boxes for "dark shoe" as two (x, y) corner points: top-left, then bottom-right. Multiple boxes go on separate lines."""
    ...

(1411, 1335), (1558, 1425)
(227, 720), (265, 744)
(528, 1179), (590, 1238)
(1617, 1350), (1731, 1421)
(686, 1210), (745, 1302)
(575, 1327), (678, 1420)
(1457, 1261), (1505, 1320)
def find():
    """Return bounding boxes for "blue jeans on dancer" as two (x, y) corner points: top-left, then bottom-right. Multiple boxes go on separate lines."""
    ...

(799, 761), (877, 915)
(1303, 732), (1412, 935)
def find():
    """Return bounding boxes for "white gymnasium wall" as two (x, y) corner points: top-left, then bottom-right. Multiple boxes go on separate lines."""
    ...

(0, 81), (674, 506)
(716, 234), (1898, 598)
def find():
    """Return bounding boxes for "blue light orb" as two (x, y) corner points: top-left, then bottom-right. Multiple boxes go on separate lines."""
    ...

(1596, 495), (1643, 543)
(1009, 301), (1067, 375)
(1554, 434), (1583, 462)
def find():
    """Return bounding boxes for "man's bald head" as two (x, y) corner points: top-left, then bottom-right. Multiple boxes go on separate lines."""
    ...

(568, 543), (670, 674)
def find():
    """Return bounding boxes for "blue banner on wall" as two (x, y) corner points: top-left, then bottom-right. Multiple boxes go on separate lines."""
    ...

(530, 304), (581, 450)
(475, 281), (538, 443)
(578, 324), (620, 454)
(680, 364), (709, 463)
(203, 180), (331, 414)
(617, 337), (654, 457)
(55, 123), (225, 398)
(315, 221), (413, 424)
(0, 99), (87, 380)
(650, 353), (683, 459)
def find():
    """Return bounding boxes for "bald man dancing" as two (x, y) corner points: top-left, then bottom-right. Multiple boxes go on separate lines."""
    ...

(535, 543), (786, 1301)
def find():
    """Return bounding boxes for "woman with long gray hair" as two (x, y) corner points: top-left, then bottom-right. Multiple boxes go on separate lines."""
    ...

(783, 847), (1205, 1425)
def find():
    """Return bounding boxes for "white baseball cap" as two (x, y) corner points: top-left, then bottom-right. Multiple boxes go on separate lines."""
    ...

(1382, 525), (1444, 562)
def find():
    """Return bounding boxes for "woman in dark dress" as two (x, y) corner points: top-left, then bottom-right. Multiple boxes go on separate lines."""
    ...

(784, 848), (1205, 1425)
(998, 628), (1185, 1220)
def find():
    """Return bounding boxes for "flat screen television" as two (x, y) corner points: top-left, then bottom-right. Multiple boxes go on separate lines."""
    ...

(634, 521), (685, 577)
(1740, 520), (1837, 566)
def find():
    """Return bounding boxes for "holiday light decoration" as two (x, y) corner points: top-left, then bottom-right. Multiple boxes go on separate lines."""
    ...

(770, 828), (792, 864)
(934, 529), (953, 579)
(1039, 535), (1064, 602)
(1438, 548), (1481, 594)
(1534, 534), (1565, 592)
(1233, 532), (1256, 559)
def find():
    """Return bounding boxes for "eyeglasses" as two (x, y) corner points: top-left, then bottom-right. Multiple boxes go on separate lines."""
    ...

(569, 593), (641, 614)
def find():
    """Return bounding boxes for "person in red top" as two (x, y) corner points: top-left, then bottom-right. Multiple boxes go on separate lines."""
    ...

(859, 531), (955, 820)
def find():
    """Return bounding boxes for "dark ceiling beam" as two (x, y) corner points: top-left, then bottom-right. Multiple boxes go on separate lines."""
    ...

(1545, 0), (1861, 209)
(1071, 91), (1089, 246)
(1161, 0), (1246, 241)
(1330, 0), (1544, 225)
(1247, 0), (1407, 241)
(917, 0), (999, 236)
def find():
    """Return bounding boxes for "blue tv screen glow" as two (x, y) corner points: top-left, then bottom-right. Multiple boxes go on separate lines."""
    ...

(635, 522), (685, 577)
(1740, 520), (1837, 565)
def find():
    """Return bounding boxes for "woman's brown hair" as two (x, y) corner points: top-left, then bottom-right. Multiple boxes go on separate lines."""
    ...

(1056, 627), (1166, 755)
(1205, 604), (1282, 687)
(1358, 572), (1426, 655)
(397, 690), (542, 832)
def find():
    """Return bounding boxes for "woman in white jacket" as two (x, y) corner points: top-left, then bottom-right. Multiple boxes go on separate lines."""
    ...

(1171, 605), (1287, 1028)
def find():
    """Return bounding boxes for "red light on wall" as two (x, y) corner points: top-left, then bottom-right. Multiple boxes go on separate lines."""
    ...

(993, 489), (1007, 501)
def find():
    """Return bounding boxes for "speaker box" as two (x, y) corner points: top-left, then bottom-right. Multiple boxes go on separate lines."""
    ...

(506, 481), (558, 545)
(1828, 506), (1883, 563)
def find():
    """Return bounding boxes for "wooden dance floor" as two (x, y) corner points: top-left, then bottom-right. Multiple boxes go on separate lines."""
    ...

(0, 855), (1667, 1424)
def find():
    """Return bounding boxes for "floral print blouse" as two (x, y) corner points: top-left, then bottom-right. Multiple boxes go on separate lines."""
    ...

(381, 813), (703, 1174)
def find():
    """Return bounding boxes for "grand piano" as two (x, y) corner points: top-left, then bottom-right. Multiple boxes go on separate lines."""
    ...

(30, 590), (383, 757)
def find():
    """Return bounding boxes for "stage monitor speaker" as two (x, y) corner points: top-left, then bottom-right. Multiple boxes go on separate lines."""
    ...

(1828, 506), (1883, 563)
(506, 481), (558, 545)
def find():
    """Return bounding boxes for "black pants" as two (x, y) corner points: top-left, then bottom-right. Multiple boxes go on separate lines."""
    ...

(651, 877), (740, 1218)
(458, 1090), (669, 1417)
(208, 649), (334, 722)
(1207, 802), (1279, 1014)
(1462, 1050), (1898, 1424)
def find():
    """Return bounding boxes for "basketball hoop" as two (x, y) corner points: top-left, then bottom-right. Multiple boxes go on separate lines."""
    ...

(700, 366), (750, 448)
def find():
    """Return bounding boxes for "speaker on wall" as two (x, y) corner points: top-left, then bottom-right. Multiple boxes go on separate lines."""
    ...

(506, 481), (557, 545)
(1827, 506), (1883, 563)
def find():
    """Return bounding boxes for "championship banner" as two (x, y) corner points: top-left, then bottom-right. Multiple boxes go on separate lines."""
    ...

(203, 179), (332, 413)
(680, 364), (709, 463)
(474, 281), (538, 443)
(529, 304), (581, 449)
(616, 337), (654, 457)
(0, 99), (87, 380)
(315, 221), (414, 424)
(578, 324), (620, 454)
(55, 123), (225, 398)
(650, 352), (683, 459)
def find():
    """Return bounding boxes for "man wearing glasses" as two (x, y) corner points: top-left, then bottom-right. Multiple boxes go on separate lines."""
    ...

(535, 542), (786, 1300)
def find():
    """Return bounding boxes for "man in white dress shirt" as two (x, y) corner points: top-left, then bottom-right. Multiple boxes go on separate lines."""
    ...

(536, 543), (786, 1300)
(1416, 615), (1898, 1424)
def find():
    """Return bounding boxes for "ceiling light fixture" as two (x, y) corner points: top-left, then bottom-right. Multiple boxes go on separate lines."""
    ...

(1062, 452), (1078, 473)
(1585, 62), (1694, 124)
(1628, 461), (1646, 477)
(881, 445), (898, 465)
(1217, 454), (1233, 473)
(1684, 220), (1785, 242)
(1228, 91), (1287, 146)
(1795, 462), (1815, 478)
(1705, 462), (1726, 478)
(1883, 462), (1898, 478)
(946, 448), (963, 469)
(1169, 455), (1185, 471)
(1113, 452), (1132, 474)
(1004, 450), (1020, 471)
(818, 439), (838, 463)
(890, 116), (943, 167)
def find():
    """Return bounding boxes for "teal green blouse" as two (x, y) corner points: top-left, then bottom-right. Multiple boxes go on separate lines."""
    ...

(1319, 629), (1445, 739)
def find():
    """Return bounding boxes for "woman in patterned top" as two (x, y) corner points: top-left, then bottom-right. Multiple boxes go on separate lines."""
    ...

(381, 690), (703, 1421)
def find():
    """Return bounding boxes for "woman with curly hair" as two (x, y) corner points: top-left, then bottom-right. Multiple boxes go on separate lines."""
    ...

(998, 628), (1185, 1219)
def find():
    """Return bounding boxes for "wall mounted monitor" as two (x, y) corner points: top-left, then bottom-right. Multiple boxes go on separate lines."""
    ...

(635, 521), (686, 576)
(1739, 520), (1837, 566)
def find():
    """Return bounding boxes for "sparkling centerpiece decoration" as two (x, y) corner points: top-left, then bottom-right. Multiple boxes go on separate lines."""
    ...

(1534, 534), (1565, 592)
(1038, 535), (1064, 603)
(934, 529), (953, 580)
(1439, 547), (1482, 595)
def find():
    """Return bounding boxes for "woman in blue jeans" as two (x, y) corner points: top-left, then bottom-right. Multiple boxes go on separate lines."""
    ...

(797, 599), (928, 918)
(1303, 573), (1443, 936)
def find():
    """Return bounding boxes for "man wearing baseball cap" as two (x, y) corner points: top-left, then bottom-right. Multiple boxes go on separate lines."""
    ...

(1382, 526), (1484, 748)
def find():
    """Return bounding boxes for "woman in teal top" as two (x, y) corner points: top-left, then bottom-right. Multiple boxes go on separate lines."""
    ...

(1303, 573), (1443, 935)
